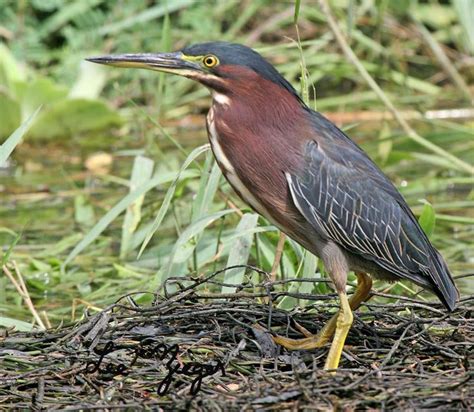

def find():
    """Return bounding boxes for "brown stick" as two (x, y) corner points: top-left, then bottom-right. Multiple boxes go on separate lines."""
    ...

(270, 232), (287, 282)
(2, 262), (46, 330)
(324, 107), (474, 124)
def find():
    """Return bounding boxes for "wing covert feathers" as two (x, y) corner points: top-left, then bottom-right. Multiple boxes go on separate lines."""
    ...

(289, 116), (459, 310)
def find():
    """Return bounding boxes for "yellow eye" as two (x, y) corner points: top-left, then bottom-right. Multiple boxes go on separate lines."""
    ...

(203, 55), (218, 68)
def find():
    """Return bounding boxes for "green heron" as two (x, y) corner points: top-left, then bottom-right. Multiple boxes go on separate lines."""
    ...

(87, 42), (459, 370)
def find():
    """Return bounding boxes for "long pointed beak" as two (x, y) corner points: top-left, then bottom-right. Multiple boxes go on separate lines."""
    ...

(86, 52), (201, 75)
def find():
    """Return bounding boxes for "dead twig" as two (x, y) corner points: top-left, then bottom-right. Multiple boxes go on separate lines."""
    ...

(270, 232), (287, 282)
(324, 107), (474, 124)
(1, 271), (472, 409)
(2, 261), (46, 330)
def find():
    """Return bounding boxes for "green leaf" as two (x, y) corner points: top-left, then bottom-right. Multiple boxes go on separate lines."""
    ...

(388, 70), (440, 95)
(418, 200), (436, 238)
(36, 233), (83, 258)
(29, 99), (122, 140)
(221, 213), (259, 294)
(0, 43), (26, 89)
(15, 77), (68, 120)
(302, 251), (318, 280)
(0, 92), (21, 138)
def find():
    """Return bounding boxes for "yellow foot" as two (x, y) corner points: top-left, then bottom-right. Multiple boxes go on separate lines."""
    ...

(273, 333), (327, 350)
(273, 292), (355, 372)
(272, 319), (333, 350)
(273, 273), (372, 371)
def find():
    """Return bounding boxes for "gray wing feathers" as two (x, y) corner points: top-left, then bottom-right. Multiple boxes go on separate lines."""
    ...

(287, 139), (458, 310)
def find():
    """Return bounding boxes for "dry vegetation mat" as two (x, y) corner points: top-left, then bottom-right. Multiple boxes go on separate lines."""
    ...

(1, 269), (472, 410)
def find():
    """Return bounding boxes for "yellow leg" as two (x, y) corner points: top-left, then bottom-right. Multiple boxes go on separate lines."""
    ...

(272, 273), (372, 364)
(324, 291), (353, 370)
(349, 272), (373, 310)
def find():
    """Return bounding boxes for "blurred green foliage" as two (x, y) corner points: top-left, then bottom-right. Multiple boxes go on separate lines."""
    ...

(0, 0), (472, 328)
(0, 43), (121, 139)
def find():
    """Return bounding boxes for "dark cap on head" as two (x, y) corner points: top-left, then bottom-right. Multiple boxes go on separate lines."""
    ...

(182, 42), (302, 102)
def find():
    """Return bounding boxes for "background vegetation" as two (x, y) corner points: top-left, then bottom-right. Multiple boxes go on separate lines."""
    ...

(1, 0), (473, 331)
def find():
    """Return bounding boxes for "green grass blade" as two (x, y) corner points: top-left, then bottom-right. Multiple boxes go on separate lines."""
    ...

(120, 156), (154, 258)
(98, 0), (195, 36)
(0, 106), (41, 166)
(138, 144), (210, 258)
(0, 316), (34, 332)
(1, 232), (21, 266)
(163, 209), (237, 281)
(294, 0), (301, 24)
(157, 11), (172, 109)
(64, 169), (199, 269)
(191, 151), (214, 221)
(418, 200), (436, 238)
(277, 250), (319, 309)
(39, 0), (102, 38)
(453, 0), (474, 53)
(192, 157), (222, 222)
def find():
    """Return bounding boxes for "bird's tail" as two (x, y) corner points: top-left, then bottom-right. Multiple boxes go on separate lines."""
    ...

(429, 249), (459, 311)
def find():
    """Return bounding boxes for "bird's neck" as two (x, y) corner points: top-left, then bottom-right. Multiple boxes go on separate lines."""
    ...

(207, 80), (310, 181)
(210, 83), (306, 137)
(206, 81), (310, 243)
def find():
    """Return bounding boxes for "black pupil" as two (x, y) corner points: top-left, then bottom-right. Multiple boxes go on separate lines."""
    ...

(206, 57), (214, 65)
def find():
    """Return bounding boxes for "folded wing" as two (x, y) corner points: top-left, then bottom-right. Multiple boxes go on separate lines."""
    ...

(287, 113), (458, 310)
